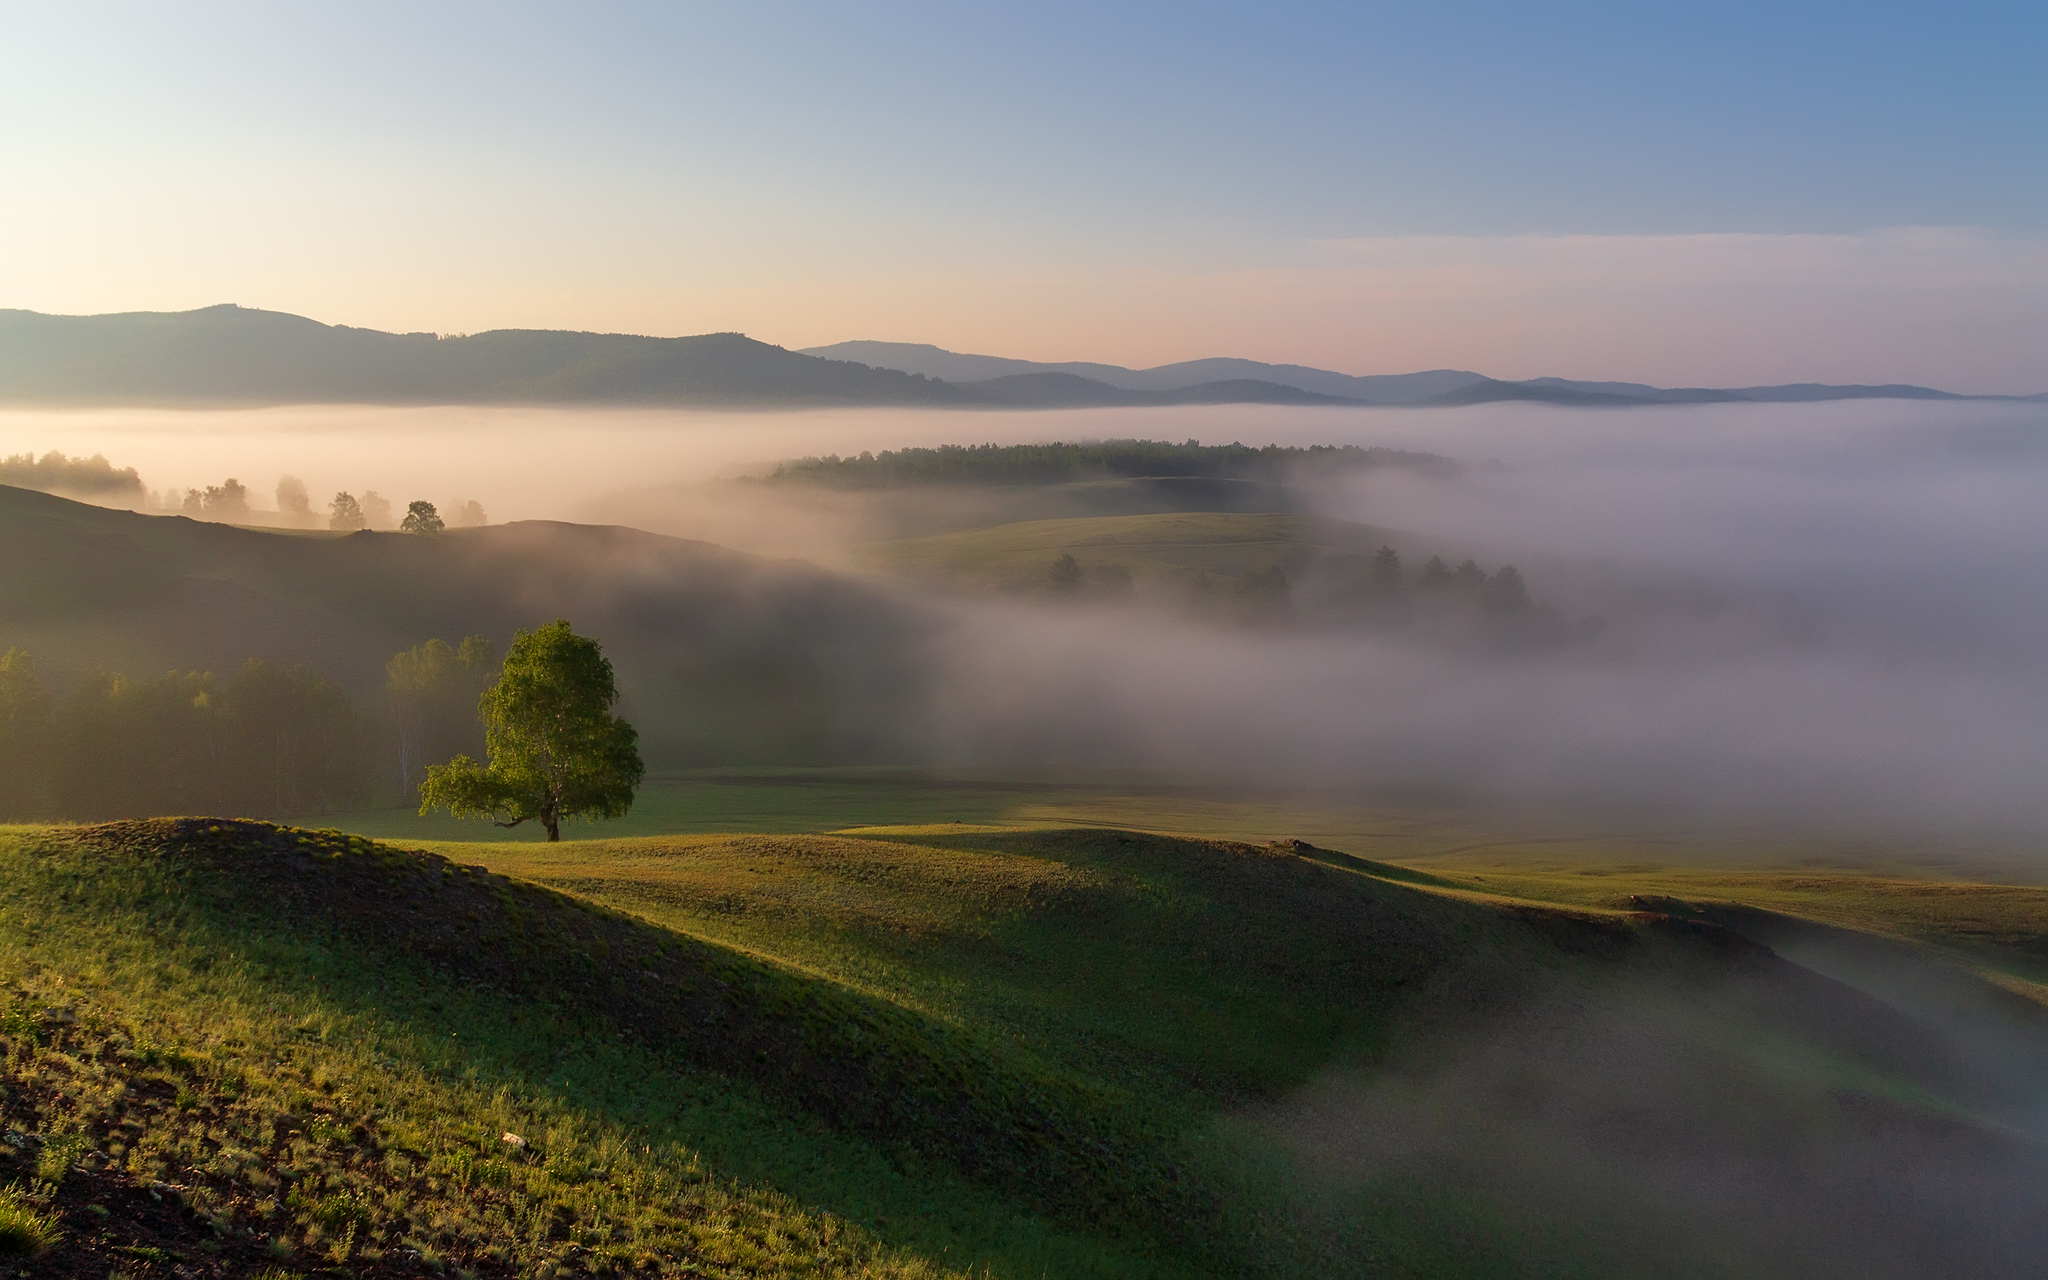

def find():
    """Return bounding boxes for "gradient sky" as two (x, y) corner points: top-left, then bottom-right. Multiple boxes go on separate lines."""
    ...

(4, 2), (2043, 389)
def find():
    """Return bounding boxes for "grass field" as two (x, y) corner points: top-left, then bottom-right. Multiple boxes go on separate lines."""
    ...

(864, 512), (1423, 592)
(330, 767), (2048, 883)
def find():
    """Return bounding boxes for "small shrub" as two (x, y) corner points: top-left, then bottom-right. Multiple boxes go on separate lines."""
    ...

(288, 1181), (372, 1238)
(0, 1006), (39, 1045)
(35, 1132), (87, 1182)
(0, 1185), (62, 1255)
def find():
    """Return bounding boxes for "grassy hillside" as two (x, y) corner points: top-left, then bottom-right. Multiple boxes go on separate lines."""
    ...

(4, 816), (2046, 1277)
(0, 485), (930, 766)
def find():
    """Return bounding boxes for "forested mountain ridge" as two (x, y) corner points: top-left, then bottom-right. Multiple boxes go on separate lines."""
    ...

(9, 305), (2033, 407)
(802, 340), (1489, 403)
(805, 340), (2046, 405)
(0, 305), (964, 406)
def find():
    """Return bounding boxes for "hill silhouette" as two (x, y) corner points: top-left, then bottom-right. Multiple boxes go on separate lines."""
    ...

(0, 305), (969, 407)
(807, 340), (2044, 406)
(10, 306), (2034, 408)
(804, 340), (1488, 403)
(0, 307), (1355, 409)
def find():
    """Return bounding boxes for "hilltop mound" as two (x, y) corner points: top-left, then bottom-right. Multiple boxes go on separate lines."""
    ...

(58, 820), (1157, 1206)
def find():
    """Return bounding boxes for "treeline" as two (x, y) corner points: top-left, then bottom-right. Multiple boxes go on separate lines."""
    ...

(2, 447), (490, 531)
(1359, 547), (1534, 614)
(763, 439), (1458, 488)
(0, 636), (499, 822)
(1040, 545), (1535, 613)
(0, 450), (145, 500)
(1035, 544), (1551, 638)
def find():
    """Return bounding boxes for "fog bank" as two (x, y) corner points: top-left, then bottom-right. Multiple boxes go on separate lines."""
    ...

(4, 398), (2044, 829)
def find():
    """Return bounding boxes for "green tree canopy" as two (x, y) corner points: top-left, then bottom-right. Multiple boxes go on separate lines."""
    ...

(419, 620), (642, 841)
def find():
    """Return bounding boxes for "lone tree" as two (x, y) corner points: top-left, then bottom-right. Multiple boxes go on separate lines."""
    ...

(419, 621), (642, 841)
(400, 499), (445, 534)
(1048, 553), (1083, 591)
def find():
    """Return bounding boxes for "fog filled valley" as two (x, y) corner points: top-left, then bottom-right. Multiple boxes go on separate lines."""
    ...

(4, 398), (2048, 1279)
(6, 398), (2046, 828)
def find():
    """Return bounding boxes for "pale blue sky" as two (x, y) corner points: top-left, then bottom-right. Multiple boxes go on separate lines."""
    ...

(4, 2), (2043, 386)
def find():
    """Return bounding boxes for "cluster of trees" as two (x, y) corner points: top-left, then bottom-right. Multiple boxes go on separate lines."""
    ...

(2, 451), (490, 533)
(1048, 554), (1134, 596)
(328, 489), (393, 530)
(0, 650), (375, 820)
(180, 477), (251, 519)
(0, 632), (498, 822)
(1370, 547), (1534, 615)
(328, 494), (485, 532)
(766, 439), (1457, 488)
(0, 450), (145, 501)
(1031, 545), (1542, 629)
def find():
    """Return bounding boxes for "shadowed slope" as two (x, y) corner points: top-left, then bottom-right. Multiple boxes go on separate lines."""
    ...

(0, 485), (934, 764)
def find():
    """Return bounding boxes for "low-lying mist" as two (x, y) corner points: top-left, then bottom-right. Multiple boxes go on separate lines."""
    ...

(5, 397), (2045, 831)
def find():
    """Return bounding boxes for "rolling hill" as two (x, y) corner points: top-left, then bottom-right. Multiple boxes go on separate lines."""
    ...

(0, 484), (933, 765)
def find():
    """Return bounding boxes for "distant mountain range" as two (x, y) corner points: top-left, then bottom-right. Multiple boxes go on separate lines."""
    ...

(1, 305), (2036, 408)
(803, 341), (2045, 407)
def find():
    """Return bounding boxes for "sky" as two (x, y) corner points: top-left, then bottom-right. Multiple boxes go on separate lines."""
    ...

(3, 2), (2043, 390)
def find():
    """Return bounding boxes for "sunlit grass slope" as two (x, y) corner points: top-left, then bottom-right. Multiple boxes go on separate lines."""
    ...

(0, 817), (1603, 1278)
